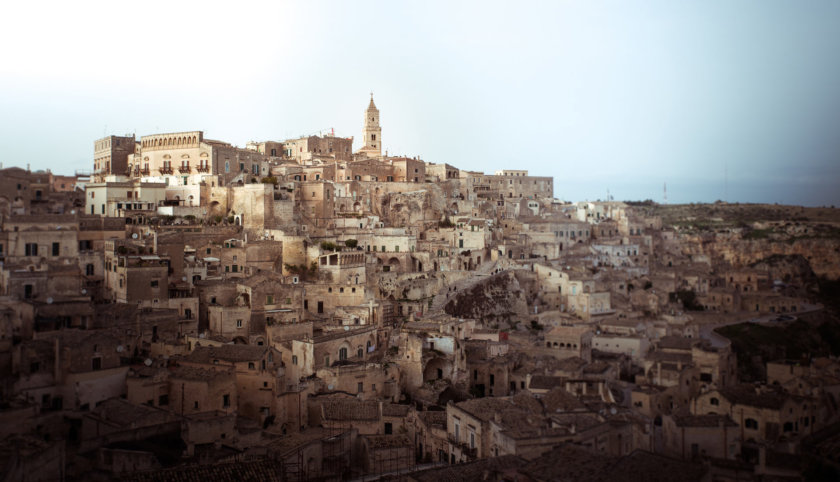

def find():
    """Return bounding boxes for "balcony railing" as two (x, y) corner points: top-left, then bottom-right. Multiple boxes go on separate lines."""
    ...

(178, 165), (191, 173)
(159, 166), (173, 174)
(140, 168), (150, 175)
(196, 165), (210, 173)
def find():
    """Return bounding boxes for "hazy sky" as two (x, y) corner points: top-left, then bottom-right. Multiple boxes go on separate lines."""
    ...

(2, 1), (839, 205)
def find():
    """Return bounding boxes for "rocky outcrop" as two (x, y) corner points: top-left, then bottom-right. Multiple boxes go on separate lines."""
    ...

(677, 234), (840, 280)
(444, 272), (529, 325)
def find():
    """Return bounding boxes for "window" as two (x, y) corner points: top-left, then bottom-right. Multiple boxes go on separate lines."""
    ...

(24, 284), (33, 299)
(745, 418), (759, 430)
(150, 280), (159, 287)
(25, 243), (38, 256)
(158, 394), (169, 406)
(339, 347), (348, 360)
(92, 357), (102, 371)
(266, 295), (274, 304)
(223, 394), (230, 408)
(236, 319), (243, 328)
(357, 382), (364, 393)
(248, 362), (255, 369)
(470, 431), (475, 449)
(194, 401), (199, 409)
(52, 242), (60, 256)
(384, 422), (392, 434)
(292, 355), (298, 365)
(710, 397), (719, 406)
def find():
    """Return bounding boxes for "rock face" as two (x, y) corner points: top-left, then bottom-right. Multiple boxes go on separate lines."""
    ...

(721, 239), (840, 280)
(678, 235), (840, 280)
(749, 254), (819, 291)
(378, 184), (449, 227)
(444, 272), (528, 325)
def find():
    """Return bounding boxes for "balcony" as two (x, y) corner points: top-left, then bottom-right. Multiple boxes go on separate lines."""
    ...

(140, 168), (150, 175)
(196, 165), (210, 173)
(159, 166), (173, 175)
(178, 165), (191, 173)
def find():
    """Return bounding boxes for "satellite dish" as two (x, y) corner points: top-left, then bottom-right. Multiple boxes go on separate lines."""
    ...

(144, 358), (153, 366)
(81, 289), (87, 295)
(344, 326), (350, 331)
(116, 345), (124, 353)
(610, 407), (617, 415)
(132, 233), (139, 239)
(46, 297), (53, 304)
(327, 384), (334, 390)
(70, 210), (76, 214)
(182, 276), (187, 281)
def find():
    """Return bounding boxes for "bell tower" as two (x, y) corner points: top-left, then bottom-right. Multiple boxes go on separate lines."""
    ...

(359, 93), (382, 158)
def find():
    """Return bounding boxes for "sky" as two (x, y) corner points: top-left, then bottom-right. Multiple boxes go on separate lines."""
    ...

(1, 0), (839, 206)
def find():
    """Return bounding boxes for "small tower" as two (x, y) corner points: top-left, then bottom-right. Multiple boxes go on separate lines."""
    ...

(358, 93), (382, 158)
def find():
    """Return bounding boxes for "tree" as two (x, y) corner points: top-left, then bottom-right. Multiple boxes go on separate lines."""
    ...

(344, 239), (358, 248)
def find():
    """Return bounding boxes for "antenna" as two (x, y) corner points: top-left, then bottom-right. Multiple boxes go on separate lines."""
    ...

(663, 182), (667, 204)
(724, 161), (728, 202)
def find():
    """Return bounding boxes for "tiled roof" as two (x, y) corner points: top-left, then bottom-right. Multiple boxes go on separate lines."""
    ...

(170, 365), (234, 382)
(529, 375), (565, 390)
(382, 403), (410, 417)
(363, 434), (412, 449)
(606, 450), (708, 482)
(409, 455), (525, 481)
(718, 385), (789, 410)
(673, 414), (737, 428)
(418, 410), (447, 429)
(541, 388), (587, 412)
(182, 345), (267, 364)
(88, 398), (175, 427)
(321, 399), (380, 421)
(658, 335), (694, 351)
(123, 460), (285, 482)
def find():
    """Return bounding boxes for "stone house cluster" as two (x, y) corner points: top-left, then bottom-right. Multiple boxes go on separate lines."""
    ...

(0, 96), (837, 480)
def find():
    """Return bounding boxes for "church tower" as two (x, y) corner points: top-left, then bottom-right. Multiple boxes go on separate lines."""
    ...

(358, 94), (382, 158)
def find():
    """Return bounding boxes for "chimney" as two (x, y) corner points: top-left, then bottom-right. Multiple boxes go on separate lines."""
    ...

(758, 445), (766, 472)
(53, 338), (60, 381)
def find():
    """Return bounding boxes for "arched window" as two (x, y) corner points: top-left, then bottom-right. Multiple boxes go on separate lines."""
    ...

(339, 347), (348, 360)
(710, 397), (719, 406)
(357, 347), (363, 358)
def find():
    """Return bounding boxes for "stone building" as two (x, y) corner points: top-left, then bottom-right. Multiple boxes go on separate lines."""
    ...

(357, 95), (382, 158)
(93, 135), (135, 181)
